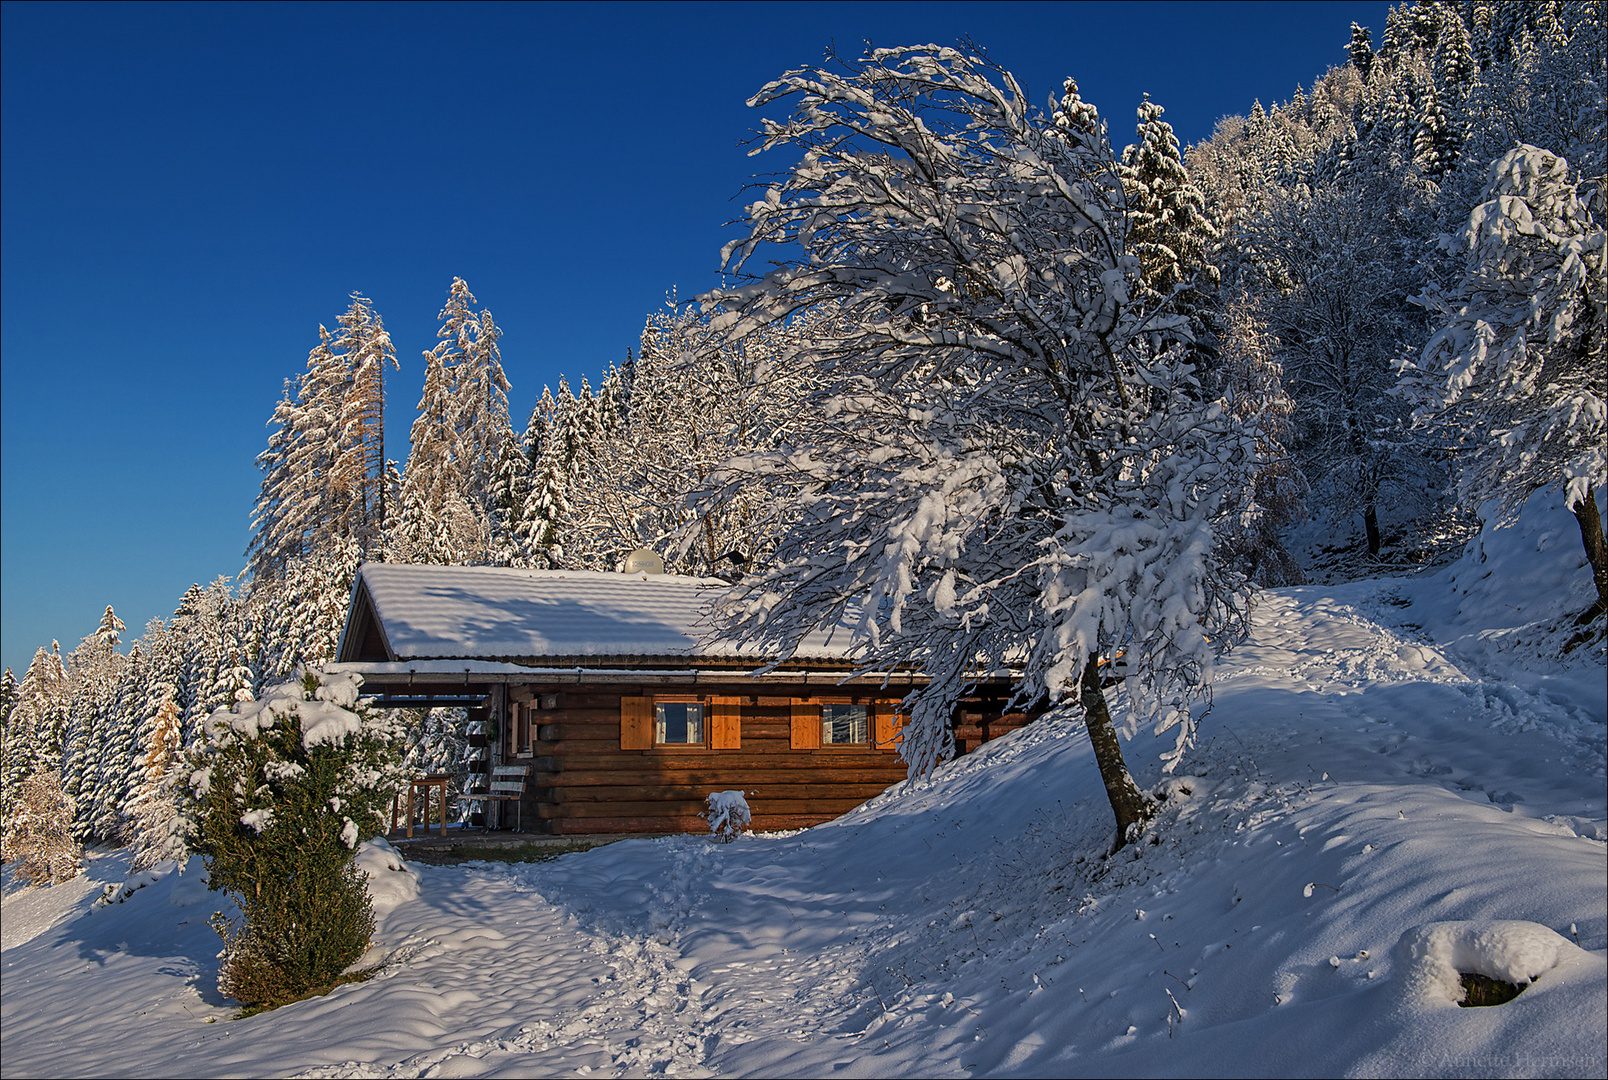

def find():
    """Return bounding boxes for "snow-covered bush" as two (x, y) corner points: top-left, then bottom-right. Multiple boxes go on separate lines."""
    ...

(703, 790), (751, 843)
(1, 770), (81, 886)
(188, 669), (406, 1007)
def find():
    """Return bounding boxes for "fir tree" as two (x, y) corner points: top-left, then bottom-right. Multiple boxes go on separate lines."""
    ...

(411, 277), (517, 564)
(1349, 22), (1376, 82)
(1118, 94), (1222, 330)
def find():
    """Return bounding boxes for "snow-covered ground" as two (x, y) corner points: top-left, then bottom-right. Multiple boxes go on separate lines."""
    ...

(4, 494), (1605, 1078)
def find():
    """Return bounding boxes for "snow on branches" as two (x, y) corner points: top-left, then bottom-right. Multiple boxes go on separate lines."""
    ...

(189, 669), (408, 1006)
(1403, 144), (1606, 621)
(1407, 144), (1605, 515)
(701, 46), (1262, 846)
(190, 670), (407, 859)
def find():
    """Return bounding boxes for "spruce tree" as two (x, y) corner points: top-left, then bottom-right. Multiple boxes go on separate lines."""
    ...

(1118, 94), (1221, 331)
(419, 278), (516, 564)
(1349, 22), (1376, 82)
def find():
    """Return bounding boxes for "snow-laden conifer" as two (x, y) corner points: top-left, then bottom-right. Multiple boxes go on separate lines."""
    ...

(189, 669), (407, 1007)
(1118, 94), (1220, 334)
(128, 689), (186, 872)
(2, 644), (69, 823)
(562, 304), (805, 576)
(61, 607), (127, 841)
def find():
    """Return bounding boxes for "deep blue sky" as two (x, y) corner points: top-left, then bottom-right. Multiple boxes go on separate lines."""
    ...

(1, 0), (1394, 675)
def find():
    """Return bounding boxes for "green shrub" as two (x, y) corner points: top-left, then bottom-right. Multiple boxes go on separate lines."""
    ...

(190, 670), (406, 1009)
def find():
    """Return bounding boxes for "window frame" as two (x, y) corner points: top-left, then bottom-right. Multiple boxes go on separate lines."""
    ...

(651, 693), (708, 750)
(819, 699), (871, 747)
(509, 701), (534, 759)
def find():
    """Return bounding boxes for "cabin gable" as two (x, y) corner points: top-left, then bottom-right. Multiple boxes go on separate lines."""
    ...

(337, 577), (395, 663)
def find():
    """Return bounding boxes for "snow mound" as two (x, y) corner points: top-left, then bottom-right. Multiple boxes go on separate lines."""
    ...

(1400, 920), (1584, 1003)
(1432, 489), (1606, 634)
(355, 837), (418, 913)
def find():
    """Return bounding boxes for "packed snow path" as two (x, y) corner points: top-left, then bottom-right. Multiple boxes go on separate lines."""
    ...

(4, 563), (1605, 1077)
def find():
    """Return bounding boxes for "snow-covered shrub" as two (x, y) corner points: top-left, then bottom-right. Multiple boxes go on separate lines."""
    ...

(1, 770), (82, 886)
(702, 790), (751, 843)
(188, 669), (406, 1007)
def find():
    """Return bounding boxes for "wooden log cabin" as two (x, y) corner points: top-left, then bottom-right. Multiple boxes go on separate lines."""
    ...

(333, 562), (1029, 835)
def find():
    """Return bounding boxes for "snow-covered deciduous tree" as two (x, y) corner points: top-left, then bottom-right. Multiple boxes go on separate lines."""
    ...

(1403, 143), (1607, 624)
(1215, 297), (1306, 585)
(1, 770), (81, 885)
(1264, 181), (1436, 556)
(701, 46), (1260, 849)
(248, 293), (396, 594)
(128, 690), (186, 872)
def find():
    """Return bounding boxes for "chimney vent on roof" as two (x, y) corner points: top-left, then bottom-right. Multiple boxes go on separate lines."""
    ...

(621, 549), (666, 575)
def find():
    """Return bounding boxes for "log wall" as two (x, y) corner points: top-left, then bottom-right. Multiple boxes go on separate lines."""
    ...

(499, 681), (1028, 835)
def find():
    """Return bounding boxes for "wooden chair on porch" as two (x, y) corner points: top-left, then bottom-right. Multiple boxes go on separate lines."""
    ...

(458, 764), (529, 831)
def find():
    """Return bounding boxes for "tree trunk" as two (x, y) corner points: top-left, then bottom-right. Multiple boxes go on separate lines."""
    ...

(1363, 503), (1382, 558)
(1571, 486), (1608, 626)
(1080, 659), (1153, 853)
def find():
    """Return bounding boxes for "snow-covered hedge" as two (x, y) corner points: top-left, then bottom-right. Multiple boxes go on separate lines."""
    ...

(188, 669), (407, 1007)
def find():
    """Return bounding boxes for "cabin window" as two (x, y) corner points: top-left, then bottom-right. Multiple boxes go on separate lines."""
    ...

(655, 701), (705, 745)
(510, 702), (533, 758)
(821, 702), (869, 745)
(792, 697), (903, 751)
(622, 695), (737, 750)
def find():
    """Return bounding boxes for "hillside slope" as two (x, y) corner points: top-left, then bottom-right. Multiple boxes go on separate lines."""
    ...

(3, 495), (1604, 1079)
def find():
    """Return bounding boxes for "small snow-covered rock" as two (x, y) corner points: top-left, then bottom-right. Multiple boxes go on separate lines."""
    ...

(1398, 920), (1584, 1005)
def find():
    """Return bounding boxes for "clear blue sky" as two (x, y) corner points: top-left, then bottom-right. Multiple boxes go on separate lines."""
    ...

(0, 0), (1394, 675)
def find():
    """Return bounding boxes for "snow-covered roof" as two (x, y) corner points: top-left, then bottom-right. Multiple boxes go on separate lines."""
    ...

(339, 563), (863, 666)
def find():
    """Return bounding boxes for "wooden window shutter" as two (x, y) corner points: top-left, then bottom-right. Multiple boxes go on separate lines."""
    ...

(790, 698), (821, 750)
(620, 696), (653, 750)
(874, 701), (906, 751)
(710, 696), (742, 749)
